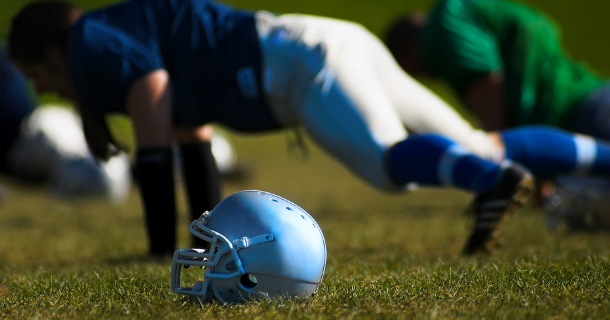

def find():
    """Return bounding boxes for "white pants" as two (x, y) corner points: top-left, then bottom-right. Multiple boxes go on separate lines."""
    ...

(256, 12), (496, 190)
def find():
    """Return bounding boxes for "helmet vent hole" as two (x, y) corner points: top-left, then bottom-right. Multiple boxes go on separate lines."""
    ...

(240, 274), (258, 289)
(271, 199), (278, 202)
(285, 207), (293, 211)
(300, 215), (305, 219)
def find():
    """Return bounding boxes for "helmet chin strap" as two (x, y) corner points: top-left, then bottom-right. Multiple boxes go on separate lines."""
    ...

(233, 234), (274, 250)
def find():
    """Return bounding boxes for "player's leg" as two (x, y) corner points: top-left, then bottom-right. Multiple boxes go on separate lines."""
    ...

(292, 50), (532, 209)
(498, 123), (610, 232)
(137, 146), (176, 257)
(296, 76), (533, 253)
(174, 125), (222, 249)
(363, 26), (500, 161)
(258, 14), (413, 189)
(500, 126), (610, 178)
(386, 134), (533, 254)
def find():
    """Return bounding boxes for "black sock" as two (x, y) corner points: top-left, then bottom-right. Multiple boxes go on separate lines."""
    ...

(179, 142), (221, 248)
(136, 147), (176, 256)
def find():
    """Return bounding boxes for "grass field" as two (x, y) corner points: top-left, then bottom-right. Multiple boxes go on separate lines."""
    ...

(2, 133), (610, 318)
(2, 0), (610, 318)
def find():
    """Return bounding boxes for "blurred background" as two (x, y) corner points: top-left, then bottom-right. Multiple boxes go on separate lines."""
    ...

(2, 0), (610, 118)
(1, 0), (609, 260)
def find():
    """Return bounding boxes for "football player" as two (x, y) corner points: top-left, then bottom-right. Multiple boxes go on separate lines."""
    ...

(385, 0), (607, 136)
(384, 0), (610, 229)
(10, 0), (610, 256)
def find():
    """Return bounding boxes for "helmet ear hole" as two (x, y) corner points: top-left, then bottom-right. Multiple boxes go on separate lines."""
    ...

(239, 274), (258, 289)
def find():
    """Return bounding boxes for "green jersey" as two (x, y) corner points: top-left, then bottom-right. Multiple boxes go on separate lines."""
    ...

(421, 0), (603, 127)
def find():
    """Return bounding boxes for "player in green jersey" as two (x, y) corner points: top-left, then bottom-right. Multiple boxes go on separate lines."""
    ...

(384, 0), (607, 137)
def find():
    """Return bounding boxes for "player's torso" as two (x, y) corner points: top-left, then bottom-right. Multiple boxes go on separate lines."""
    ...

(423, 0), (603, 128)
(69, 0), (280, 131)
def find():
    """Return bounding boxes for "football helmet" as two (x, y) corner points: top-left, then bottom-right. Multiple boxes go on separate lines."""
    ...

(171, 190), (326, 304)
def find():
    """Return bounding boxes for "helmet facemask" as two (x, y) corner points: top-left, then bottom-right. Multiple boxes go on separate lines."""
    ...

(171, 211), (274, 304)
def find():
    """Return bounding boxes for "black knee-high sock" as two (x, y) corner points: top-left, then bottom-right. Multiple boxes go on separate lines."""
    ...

(136, 147), (176, 256)
(179, 142), (221, 248)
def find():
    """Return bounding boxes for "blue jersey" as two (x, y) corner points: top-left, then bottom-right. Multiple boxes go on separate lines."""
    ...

(0, 43), (35, 172)
(68, 0), (280, 131)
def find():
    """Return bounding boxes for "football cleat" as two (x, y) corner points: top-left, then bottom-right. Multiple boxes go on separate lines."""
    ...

(462, 162), (534, 255)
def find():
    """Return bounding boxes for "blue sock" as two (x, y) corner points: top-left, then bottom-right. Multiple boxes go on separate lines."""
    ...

(501, 126), (610, 179)
(387, 133), (502, 192)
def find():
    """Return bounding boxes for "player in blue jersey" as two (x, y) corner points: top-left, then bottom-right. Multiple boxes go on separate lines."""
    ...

(11, 0), (610, 256)
(1, 39), (237, 204)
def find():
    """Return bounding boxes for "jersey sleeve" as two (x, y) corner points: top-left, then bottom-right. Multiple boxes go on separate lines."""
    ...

(68, 19), (164, 114)
(421, 0), (503, 93)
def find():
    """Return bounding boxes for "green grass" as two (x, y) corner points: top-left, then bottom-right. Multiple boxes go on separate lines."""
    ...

(2, 133), (610, 319)
(2, 0), (610, 318)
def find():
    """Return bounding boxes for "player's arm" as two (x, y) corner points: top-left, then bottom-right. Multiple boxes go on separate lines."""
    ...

(127, 69), (172, 148)
(464, 70), (507, 131)
(126, 69), (176, 256)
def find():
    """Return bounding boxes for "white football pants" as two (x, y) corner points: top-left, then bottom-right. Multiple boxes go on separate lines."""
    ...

(255, 12), (497, 190)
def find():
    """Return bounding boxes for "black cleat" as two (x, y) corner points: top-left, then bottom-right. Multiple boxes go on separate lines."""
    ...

(462, 162), (534, 255)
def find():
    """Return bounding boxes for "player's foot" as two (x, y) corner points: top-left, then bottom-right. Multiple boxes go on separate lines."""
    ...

(462, 162), (534, 255)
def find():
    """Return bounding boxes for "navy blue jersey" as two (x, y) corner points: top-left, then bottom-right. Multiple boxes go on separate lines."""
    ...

(0, 43), (36, 172)
(68, 0), (279, 131)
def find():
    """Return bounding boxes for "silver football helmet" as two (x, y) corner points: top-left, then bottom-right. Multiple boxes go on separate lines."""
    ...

(171, 190), (327, 304)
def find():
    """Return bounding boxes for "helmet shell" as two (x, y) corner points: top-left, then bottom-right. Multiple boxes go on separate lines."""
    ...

(172, 190), (326, 304)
